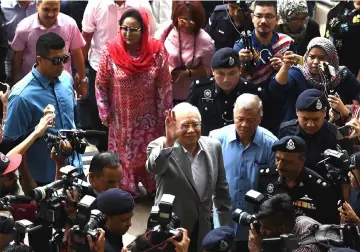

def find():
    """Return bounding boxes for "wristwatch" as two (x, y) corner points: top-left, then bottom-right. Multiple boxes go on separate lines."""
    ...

(80, 77), (88, 83)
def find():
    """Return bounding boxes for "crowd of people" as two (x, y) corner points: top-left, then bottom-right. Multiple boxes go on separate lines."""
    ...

(1, 0), (360, 252)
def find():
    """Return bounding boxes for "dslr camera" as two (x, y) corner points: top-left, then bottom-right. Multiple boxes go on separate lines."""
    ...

(146, 194), (182, 248)
(44, 129), (89, 156)
(319, 149), (353, 185)
(69, 195), (106, 252)
(233, 190), (267, 234)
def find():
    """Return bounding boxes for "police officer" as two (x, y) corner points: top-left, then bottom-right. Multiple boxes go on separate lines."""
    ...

(188, 47), (262, 136)
(97, 188), (135, 252)
(205, 1), (253, 51)
(202, 226), (235, 252)
(279, 89), (354, 178)
(259, 135), (340, 225)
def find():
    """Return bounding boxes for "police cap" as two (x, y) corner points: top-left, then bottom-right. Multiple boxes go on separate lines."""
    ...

(97, 188), (135, 216)
(272, 136), (306, 153)
(296, 89), (328, 112)
(202, 226), (235, 252)
(211, 48), (240, 69)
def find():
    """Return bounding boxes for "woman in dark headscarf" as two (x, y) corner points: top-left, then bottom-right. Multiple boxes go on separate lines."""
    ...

(277, 0), (320, 56)
(269, 37), (360, 122)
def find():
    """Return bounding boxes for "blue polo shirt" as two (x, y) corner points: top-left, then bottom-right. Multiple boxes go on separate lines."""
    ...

(4, 67), (82, 182)
(210, 124), (277, 241)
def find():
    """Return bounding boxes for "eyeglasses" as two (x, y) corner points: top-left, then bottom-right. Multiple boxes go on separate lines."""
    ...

(178, 122), (201, 131)
(120, 26), (141, 33)
(254, 14), (276, 20)
(178, 18), (196, 26)
(42, 55), (70, 65)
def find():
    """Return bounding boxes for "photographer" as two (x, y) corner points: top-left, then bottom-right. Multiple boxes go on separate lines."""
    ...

(96, 188), (135, 252)
(338, 152), (360, 226)
(248, 193), (322, 252)
(260, 135), (340, 225)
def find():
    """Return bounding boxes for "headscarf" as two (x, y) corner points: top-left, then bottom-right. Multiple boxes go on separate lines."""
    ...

(277, 0), (309, 46)
(106, 8), (162, 75)
(296, 37), (347, 89)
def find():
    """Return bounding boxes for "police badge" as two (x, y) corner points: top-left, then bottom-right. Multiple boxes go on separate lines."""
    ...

(220, 240), (228, 251)
(229, 57), (235, 66)
(286, 139), (295, 150)
(316, 99), (322, 110)
(267, 183), (274, 194)
(204, 89), (212, 98)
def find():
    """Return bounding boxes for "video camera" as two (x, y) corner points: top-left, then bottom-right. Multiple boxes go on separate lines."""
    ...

(146, 194), (182, 250)
(69, 195), (106, 252)
(232, 190), (266, 234)
(30, 166), (91, 229)
(318, 149), (353, 185)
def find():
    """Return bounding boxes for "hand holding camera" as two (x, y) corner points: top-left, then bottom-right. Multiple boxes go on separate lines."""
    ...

(338, 202), (360, 225)
(248, 224), (262, 252)
(169, 228), (190, 252)
(87, 228), (105, 252)
(345, 118), (360, 139)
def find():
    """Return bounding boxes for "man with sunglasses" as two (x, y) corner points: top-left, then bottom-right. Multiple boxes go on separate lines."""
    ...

(4, 32), (82, 186)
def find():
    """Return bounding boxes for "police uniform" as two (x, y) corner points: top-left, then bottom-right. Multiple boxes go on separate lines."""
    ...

(188, 48), (263, 136)
(205, 4), (253, 51)
(259, 136), (340, 225)
(202, 226), (235, 252)
(279, 89), (354, 178)
(97, 188), (136, 252)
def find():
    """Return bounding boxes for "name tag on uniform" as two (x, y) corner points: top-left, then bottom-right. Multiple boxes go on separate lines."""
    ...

(202, 98), (213, 103)
(218, 29), (224, 34)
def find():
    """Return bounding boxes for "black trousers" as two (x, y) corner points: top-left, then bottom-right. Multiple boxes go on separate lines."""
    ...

(78, 66), (108, 152)
(188, 221), (199, 252)
(236, 241), (249, 252)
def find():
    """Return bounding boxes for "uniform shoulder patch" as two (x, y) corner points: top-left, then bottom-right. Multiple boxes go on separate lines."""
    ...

(280, 119), (298, 129)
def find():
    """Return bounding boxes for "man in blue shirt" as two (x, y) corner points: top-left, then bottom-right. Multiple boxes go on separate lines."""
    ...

(4, 32), (81, 184)
(210, 93), (277, 251)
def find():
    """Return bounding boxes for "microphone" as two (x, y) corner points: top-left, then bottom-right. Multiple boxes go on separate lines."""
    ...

(2, 195), (32, 204)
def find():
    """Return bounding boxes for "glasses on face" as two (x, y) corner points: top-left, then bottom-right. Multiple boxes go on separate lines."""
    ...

(120, 26), (142, 33)
(178, 122), (201, 131)
(42, 55), (70, 65)
(254, 14), (276, 21)
(178, 18), (196, 26)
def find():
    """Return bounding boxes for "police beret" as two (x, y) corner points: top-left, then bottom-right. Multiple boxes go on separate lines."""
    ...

(272, 136), (306, 153)
(350, 152), (360, 170)
(296, 89), (328, 112)
(202, 226), (235, 252)
(97, 188), (135, 216)
(211, 48), (240, 69)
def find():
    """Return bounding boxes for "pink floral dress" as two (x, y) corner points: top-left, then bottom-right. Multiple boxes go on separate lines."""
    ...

(95, 46), (172, 196)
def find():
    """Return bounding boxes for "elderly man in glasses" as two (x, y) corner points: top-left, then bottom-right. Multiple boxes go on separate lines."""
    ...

(146, 102), (233, 252)
(4, 32), (82, 186)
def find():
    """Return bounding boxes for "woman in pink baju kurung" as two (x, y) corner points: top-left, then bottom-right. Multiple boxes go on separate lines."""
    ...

(95, 8), (172, 197)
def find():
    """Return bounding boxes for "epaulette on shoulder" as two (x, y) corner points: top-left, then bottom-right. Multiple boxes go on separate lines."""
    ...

(214, 4), (228, 12)
(280, 119), (297, 129)
(193, 77), (215, 88)
(305, 168), (329, 188)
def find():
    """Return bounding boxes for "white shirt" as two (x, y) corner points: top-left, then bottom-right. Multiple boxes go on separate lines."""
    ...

(151, 0), (172, 26)
(82, 0), (157, 71)
(182, 144), (207, 200)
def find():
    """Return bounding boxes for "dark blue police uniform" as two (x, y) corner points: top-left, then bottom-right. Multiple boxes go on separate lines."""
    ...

(259, 136), (340, 225)
(205, 4), (253, 51)
(279, 89), (354, 178)
(188, 48), (263, 136)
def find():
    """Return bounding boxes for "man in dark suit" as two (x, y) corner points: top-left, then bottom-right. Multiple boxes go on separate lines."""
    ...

(146, 102), (233, 252)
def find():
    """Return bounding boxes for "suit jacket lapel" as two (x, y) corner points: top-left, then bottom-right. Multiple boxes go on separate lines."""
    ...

(199, 138), (213, 202)
(172, 142), (200, 200)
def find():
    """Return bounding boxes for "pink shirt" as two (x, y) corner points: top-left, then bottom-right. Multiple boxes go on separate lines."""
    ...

(155, 24), (215, 100)
(11, 13), (86, 76)
(82, 0), (157, 71)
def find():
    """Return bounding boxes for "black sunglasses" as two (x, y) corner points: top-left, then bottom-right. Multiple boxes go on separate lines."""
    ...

(42, 55), (70, 65)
